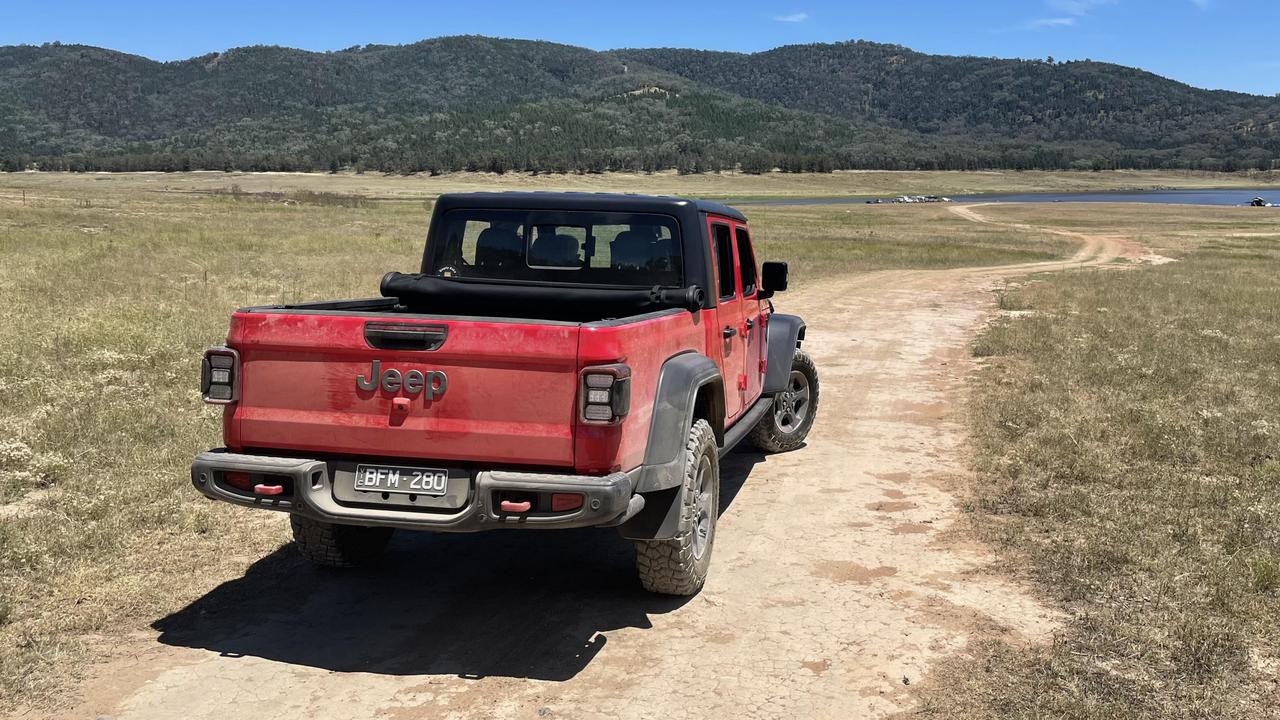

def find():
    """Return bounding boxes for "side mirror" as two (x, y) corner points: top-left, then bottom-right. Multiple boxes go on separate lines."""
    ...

(758, 261), (788, 299)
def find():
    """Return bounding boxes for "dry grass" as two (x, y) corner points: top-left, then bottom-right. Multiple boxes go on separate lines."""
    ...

(0, 174), (1078, 707)
(917, 204), (1280, 719)
(0, 192), (425, 704)
(0, 168), (1276, 202)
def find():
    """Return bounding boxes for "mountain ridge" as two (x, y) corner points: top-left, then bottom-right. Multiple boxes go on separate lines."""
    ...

(1, 36), (1276, 173)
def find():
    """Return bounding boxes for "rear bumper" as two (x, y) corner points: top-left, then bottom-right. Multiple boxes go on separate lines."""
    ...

(190, 449), (643, 532)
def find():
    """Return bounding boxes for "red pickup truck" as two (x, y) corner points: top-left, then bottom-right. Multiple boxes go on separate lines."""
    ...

(192, 192), (818, 595)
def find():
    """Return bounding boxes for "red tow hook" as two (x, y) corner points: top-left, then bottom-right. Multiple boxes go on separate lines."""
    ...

(254, 483), (285, 496)
(499, 500), (532, 513)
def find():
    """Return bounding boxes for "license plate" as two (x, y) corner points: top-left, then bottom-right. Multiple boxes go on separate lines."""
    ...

(353, 464), (449, 496)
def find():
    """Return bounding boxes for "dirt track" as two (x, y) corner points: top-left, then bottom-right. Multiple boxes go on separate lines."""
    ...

(59, 206), (1148, 720)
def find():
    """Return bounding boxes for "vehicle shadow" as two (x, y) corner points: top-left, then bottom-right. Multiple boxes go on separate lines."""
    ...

(153, 451), (766, 681)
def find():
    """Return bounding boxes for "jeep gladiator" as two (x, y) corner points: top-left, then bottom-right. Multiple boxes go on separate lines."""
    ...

(192, 192), (818, 595)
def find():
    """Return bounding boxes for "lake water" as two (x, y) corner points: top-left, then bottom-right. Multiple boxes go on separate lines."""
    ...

(732, 188), (1279, 207)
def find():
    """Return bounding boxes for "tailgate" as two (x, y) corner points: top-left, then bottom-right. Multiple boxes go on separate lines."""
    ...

(226, 311), (581, 466)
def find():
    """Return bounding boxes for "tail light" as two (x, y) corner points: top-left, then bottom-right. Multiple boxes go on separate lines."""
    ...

(200, 347), (240, 404)
(579, 364), (631, 424)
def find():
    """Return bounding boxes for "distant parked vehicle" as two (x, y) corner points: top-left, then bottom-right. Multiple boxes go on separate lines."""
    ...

(867, 195), (952, 205)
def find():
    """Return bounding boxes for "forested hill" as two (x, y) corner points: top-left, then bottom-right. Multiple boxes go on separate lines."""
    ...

(1, 36), (1277, 173)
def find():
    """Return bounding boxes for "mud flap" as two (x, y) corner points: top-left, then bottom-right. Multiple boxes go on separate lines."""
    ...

(616, 486), (682, 540)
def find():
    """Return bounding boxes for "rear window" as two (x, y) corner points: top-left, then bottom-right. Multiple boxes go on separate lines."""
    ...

(428, 209), (683, 287)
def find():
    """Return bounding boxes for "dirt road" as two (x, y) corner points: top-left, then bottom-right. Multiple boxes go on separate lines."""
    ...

(59, 206), (1145, 720)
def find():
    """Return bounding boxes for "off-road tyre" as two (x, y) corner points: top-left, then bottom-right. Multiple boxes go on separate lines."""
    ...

(634, 419), (719, 596)
(290, 515), (394, 568)
(749, 349), (819, 453)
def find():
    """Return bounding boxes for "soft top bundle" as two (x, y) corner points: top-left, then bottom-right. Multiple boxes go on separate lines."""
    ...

(379, 272), (705, 323)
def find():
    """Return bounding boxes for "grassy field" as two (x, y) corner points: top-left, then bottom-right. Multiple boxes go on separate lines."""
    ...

(0, 168), (1276, 203)
(0, 174), (1277, 710)
(918, 204), (1280, 719)
(0, 174), (1080, 705)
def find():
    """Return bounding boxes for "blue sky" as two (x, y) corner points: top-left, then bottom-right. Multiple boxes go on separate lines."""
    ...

(3, 0), (1277, 95)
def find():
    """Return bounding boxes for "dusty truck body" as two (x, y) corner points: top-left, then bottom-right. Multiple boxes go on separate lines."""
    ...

(192, 192), (818, 595)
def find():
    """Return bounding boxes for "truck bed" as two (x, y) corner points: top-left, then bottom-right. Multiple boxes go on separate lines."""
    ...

(222, 298), (705, 474)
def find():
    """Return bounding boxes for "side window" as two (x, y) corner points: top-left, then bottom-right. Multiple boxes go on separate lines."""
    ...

(712, 223), (736, 300)
(735, 227), (757, 296)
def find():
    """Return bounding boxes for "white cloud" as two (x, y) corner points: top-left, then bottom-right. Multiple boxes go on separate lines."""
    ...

(1028, 17), (1077, 28)
(1048, 0), (1117, 15)
(1021, 0), (1114, 30)
(773, 12), (809, 22)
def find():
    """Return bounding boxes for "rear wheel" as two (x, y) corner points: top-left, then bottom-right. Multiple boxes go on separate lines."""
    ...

(749, 349), (819, 453)
(290, 515), (393, 568)
(634, 419), (719, 596)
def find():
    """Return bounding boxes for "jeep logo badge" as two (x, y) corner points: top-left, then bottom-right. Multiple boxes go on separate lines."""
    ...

(357, 360), (447, 400)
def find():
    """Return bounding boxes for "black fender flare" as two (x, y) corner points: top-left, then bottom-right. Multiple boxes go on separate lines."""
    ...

(617, 352), (723, 540)
(763, 314), (806, 394)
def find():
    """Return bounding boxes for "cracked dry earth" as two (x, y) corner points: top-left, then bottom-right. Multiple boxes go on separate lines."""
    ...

(56, 206), (1150, 720)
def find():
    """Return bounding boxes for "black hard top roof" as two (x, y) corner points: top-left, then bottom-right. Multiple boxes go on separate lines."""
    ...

(433, 191), (747, 222)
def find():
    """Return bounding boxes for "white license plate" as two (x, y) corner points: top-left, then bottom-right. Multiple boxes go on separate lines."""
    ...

(353, 464), (449, 496)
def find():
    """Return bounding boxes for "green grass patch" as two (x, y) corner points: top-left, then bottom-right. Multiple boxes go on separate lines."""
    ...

(751, 205), (1072, 275)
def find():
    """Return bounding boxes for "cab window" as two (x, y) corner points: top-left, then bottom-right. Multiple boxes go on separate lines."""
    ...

(712, 223), (736, 300)
(735, 227), (757, 296)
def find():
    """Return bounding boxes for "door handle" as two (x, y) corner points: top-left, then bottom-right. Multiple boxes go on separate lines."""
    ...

(722, 326), (737, 339)
(745, 318), (755, 331)
(364, 322), (447, 351)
